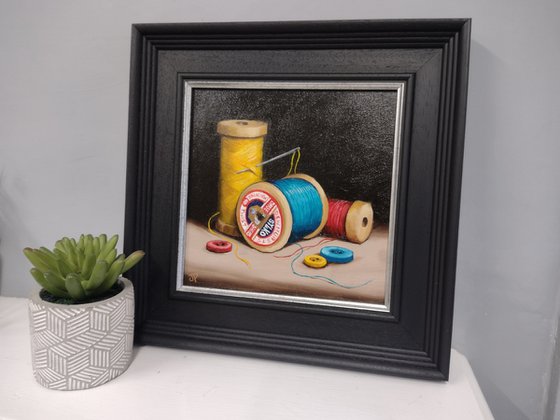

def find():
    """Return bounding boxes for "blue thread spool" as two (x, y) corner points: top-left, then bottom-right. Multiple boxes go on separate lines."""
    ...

(272, 178), (323, 243)
(236, 174), (329, 252)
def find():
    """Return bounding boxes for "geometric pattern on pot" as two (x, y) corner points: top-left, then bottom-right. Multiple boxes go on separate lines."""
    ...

(28, 278), (134, 390)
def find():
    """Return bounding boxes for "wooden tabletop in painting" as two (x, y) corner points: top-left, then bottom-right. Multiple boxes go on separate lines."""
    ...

(183, 220), (389, 305)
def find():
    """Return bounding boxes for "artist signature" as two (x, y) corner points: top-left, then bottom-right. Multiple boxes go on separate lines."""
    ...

(186, 272), (199, 283)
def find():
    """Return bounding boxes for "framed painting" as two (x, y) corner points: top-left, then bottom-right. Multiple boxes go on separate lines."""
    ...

(124, 19), (471, 380)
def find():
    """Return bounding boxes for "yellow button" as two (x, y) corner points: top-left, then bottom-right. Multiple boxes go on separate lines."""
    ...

(303, 254), (328, 268)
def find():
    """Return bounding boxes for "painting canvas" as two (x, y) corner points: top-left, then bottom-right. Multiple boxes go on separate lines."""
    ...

(178, 81), (404, 311)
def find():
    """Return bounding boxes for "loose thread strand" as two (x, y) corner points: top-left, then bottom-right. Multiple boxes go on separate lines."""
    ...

(286, 148), (301, 177)
(207, 211), (251, 268)
(273, 237), (335, 259)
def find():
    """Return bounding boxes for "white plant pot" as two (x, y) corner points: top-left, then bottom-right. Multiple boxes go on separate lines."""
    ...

(28, 278), (134, 390)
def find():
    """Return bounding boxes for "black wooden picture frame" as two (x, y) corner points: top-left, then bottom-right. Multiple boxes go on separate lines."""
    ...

(124, 19), (471, 380)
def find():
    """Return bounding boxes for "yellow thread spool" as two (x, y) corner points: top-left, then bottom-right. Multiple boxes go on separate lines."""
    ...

(216, 120), (267, 237)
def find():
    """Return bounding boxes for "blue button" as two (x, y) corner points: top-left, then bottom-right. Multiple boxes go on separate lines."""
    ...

(320, 246), (354, 264)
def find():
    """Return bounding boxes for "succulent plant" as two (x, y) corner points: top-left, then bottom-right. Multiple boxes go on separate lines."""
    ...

(24, 234), (144, 302)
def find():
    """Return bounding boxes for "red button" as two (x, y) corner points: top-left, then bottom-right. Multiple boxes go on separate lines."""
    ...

(206, 240), (233, 253)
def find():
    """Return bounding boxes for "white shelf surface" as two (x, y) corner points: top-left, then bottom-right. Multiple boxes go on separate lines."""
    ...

(0, 296), (493, 420)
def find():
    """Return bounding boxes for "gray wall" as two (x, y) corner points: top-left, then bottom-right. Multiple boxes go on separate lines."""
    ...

(1, 1), (559, 419)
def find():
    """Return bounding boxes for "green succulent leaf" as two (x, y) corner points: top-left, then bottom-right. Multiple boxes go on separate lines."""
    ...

(77, 234), (85, 251)
(62, 237), (79, 271)
(85, 260), (108, 291)
(123, 251), (145, 273)
(39, 247), (57, 259)
(65, 274), (86, 300)
(76, 247), (85, 270)
(23, 248), (50, 273)
(31, 268), (69, 298)
(84, 240), (93, 259)
(110, 255), (125, 275)
(34, 249), (60, 274)
(98, 234), (107, 251)
(92, 237), (100, 256)
(98, 234), (118, 261)
(56, 257), (73, 278)
(104, 248), (118, 266)
(53, 248), (66, 259)
(54, 240), (66, 255)
(84, 234), (93, 251)
(81, 253), (96, 280)
(45, 271), (67, 291)
(97, 258), (125, 295)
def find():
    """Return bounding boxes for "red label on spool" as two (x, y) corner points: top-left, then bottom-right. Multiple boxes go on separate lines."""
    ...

(238, 190), (284, 247)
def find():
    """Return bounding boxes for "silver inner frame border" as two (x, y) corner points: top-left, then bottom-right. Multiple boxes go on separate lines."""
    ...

(176, 80), (405, 313)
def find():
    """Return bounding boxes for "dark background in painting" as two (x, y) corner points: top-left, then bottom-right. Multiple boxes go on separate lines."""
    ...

(187, 88), (398, 224)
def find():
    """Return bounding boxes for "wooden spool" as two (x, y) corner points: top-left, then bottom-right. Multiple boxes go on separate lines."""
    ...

(236, 174), (328, 253)
(344, 201), (374, 244)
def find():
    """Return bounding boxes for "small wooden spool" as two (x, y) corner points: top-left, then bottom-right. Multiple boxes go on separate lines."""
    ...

(344, 200), (374, 243)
